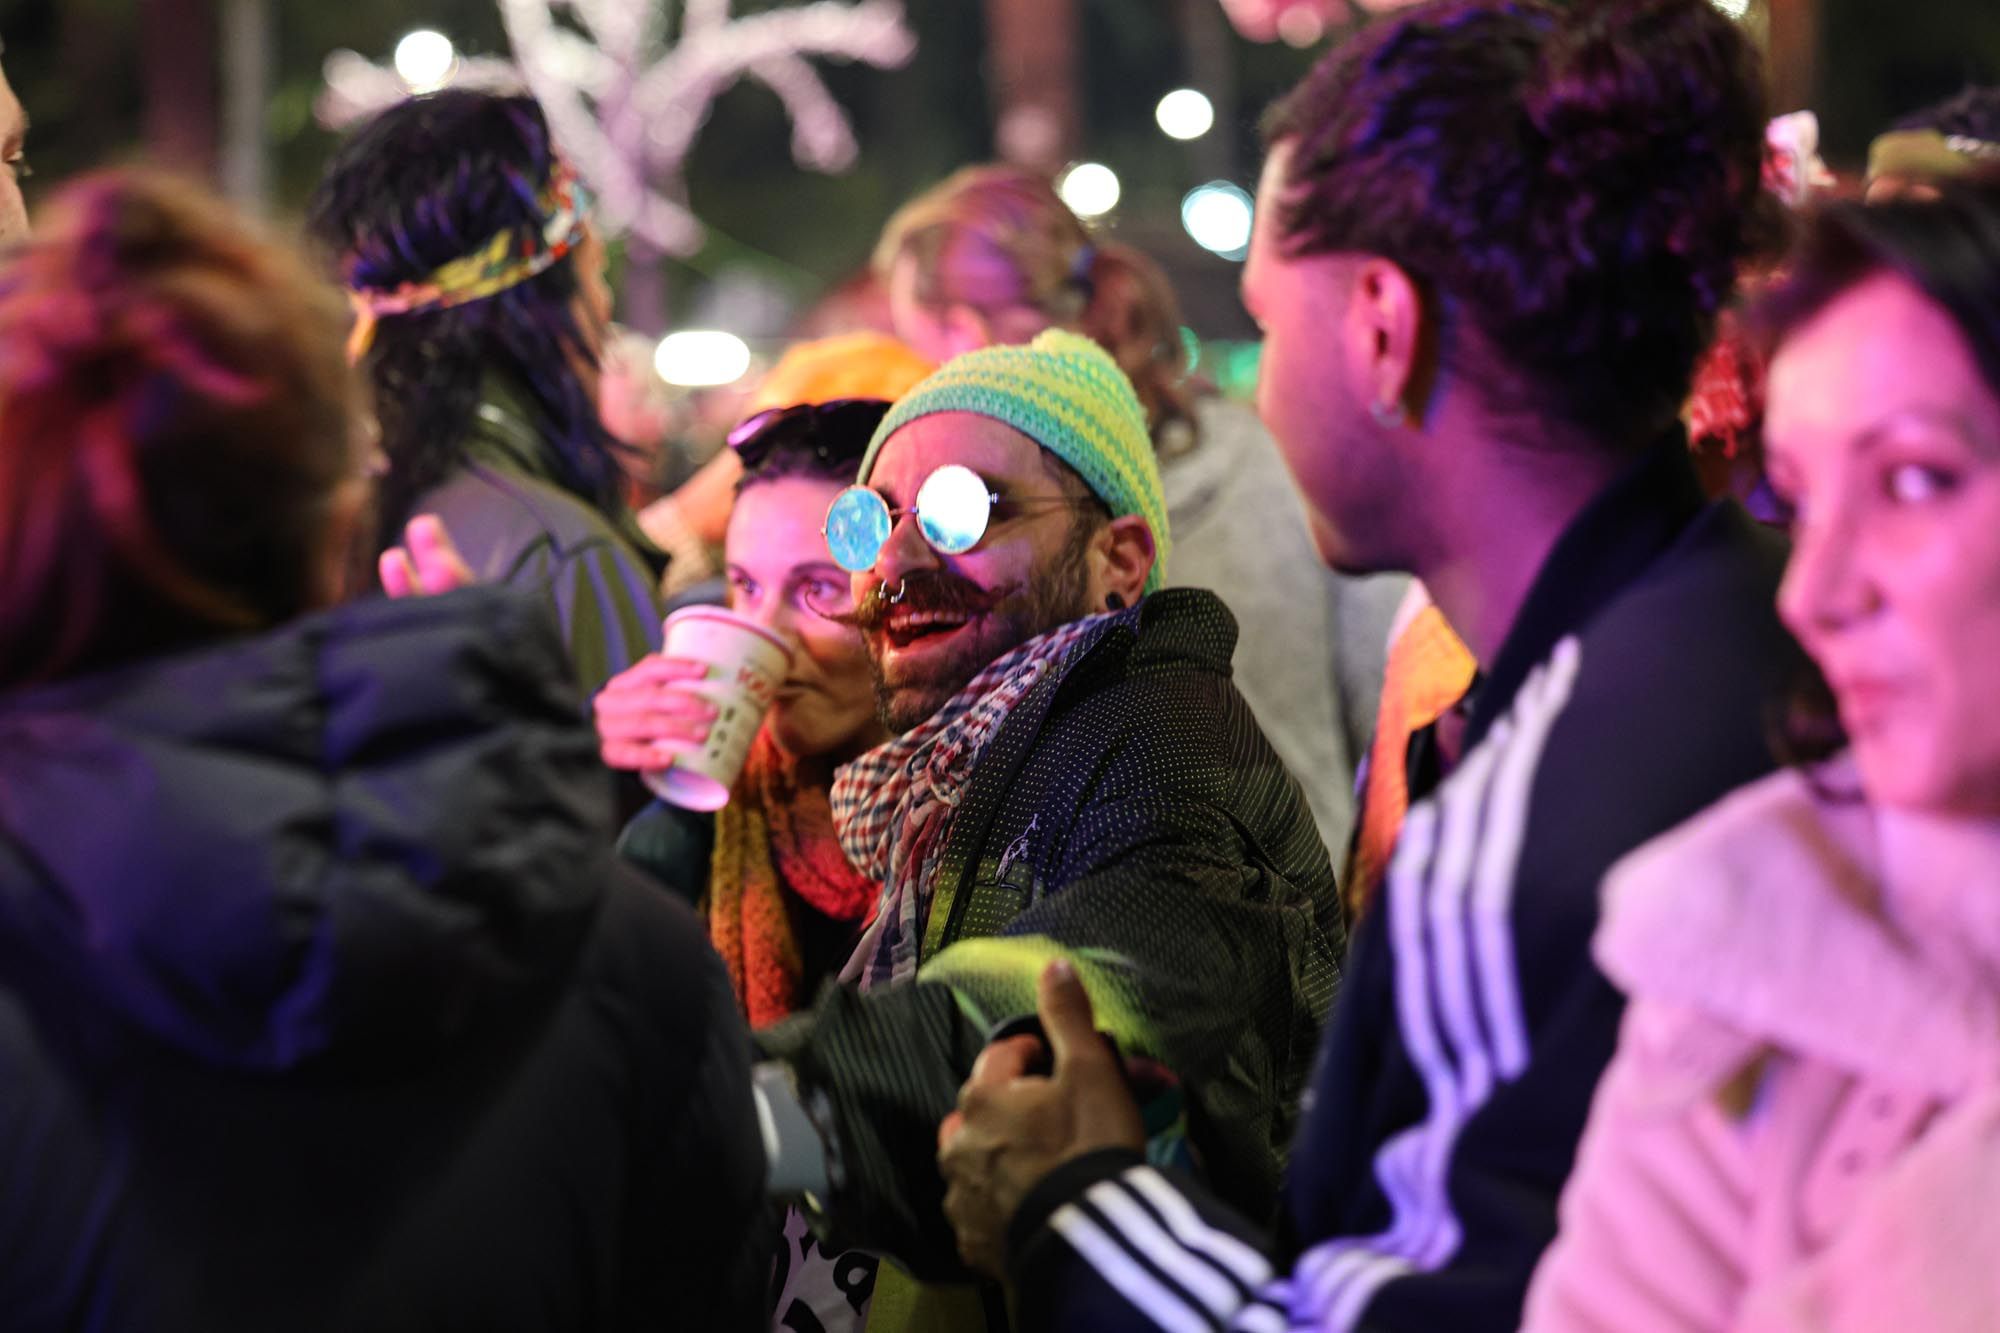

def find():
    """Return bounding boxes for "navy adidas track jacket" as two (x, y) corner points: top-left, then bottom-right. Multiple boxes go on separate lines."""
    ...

(1001, 440), (1798, 1332)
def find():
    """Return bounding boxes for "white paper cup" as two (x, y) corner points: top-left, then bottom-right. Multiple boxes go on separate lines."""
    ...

(641, 606), (795, 812)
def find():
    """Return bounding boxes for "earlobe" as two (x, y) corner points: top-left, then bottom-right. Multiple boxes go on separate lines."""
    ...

(1357, 259), (1426, 427)
(1095, 514), (1158, 606)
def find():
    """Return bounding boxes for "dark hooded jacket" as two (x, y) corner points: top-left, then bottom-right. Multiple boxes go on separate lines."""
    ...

(0, 585), (767, 1332)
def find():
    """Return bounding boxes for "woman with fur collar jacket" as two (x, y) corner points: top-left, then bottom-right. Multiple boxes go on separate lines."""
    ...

(1526, 184), (2000, 1333)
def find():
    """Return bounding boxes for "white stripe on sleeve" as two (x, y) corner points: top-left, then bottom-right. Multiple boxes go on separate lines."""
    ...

(1085, 1182), (1243, 1320)
(1289, 637), (1584, 1330)
(1228, 1300), (1292, 1333)
(1051, 1202), (1215, 1333)
(1124, 1167), (1275, 1290)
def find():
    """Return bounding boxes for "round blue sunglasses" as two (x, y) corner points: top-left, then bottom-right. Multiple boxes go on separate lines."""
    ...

(823, 464), (1100, 573)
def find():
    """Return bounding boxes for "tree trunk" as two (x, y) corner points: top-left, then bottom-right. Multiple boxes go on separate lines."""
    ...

(1765, 0), (1819, 118)
(983, 0), (1081, 172)
(141, 0), (221, 179)
(219, 0), (271, 214)
(1178, 0), (1239, 183)
(60, 3), (125, 157)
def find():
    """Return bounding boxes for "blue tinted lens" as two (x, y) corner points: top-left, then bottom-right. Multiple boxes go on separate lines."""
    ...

(915, 465), (993, 555)
(824, 486), (893, 572)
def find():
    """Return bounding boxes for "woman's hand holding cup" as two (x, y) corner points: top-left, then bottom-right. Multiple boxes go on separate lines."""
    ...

(593, 656), (719, 773)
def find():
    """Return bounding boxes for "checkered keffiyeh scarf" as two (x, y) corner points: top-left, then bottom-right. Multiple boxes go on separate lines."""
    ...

(831, 612), (1112, 991)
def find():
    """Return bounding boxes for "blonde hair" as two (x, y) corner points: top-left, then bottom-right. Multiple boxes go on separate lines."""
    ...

(874, 164), (1196, 447)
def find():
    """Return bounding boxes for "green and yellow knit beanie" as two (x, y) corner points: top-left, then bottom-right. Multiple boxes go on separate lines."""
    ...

(859, 328), (1171, 593)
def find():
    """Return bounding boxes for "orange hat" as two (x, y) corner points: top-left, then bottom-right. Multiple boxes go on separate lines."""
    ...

(747, 331), (935, 414)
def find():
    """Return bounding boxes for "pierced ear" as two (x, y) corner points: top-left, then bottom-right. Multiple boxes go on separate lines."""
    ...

(1354, 259), (1426, 423)
(1094, 514), (1157, 606)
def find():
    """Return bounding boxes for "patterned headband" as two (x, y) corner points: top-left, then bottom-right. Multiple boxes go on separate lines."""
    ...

(344, 160), (592, 361)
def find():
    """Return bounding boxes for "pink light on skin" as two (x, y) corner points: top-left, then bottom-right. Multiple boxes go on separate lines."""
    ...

(1767, 271), (2000, 817)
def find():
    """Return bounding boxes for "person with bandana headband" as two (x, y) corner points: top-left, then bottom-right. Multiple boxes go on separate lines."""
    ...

(308, 90), (663, 702)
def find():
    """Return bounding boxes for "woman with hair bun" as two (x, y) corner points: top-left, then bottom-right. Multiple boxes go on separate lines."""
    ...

(874, 162), (1403, 860)
(0, 169), (766, 1331)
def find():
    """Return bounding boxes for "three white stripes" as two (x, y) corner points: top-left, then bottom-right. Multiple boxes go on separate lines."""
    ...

(1047, 1165), (1281, 1331)
(1295, 636), (1583, 1327)
(1049, 638), (1582, 1331)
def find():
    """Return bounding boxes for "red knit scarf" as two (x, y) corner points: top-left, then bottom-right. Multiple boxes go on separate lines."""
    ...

(707, 727), (878, 1028)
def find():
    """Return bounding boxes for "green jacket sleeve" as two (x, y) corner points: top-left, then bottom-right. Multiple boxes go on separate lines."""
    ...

(507, 537), (663, 701)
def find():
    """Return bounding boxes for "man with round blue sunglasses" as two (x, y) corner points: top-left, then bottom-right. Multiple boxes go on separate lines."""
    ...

(822, 329), (1173, 734)
(754, 329), (1344, 1333)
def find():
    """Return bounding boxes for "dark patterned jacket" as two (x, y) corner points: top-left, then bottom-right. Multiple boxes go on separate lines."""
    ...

(765, 588), (1346, 1323)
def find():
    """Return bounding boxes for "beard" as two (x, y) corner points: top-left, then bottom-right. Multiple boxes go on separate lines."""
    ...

(840, 522), (1099, 734)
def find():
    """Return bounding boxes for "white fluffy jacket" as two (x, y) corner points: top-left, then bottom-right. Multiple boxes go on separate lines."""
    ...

(1523, 758), (2000, 1333)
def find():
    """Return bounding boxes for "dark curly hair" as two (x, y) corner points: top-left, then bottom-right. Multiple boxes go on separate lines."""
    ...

(1894, 85), (2000, 142)
(306, 90), (621, 551)
(733, 399), (890, 493)
(1262, 0), (1772, 454)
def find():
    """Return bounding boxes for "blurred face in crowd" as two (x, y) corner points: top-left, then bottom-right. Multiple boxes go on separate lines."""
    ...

(848, 414), (1106, 733)
(725, 476), (883, 763)
(886, 253), (1053, 368)
(1768, 270), (2000, 815)
(0, 63), (30, 247)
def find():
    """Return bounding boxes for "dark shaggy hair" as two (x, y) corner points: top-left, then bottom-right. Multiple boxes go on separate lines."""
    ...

(1893, 85), (2000, 143)
(735, 402), (889, 495)
(1262, 0), (1772, 454)
(306, 90), (621, 550)
(1753, 180), (2000, 769)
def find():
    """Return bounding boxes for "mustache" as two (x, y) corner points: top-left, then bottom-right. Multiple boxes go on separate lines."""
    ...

(830, 570), (1019, 633)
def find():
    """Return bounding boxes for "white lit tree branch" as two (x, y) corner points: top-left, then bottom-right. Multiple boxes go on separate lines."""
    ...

(319, 0), (916, 258)
(315, 47), (524, 129)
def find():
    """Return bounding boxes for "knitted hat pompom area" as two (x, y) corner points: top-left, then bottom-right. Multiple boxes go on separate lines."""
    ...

(858, 328), (1171, 592)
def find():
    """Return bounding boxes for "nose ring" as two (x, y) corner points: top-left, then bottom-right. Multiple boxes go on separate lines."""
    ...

(884, 579), (908, 605)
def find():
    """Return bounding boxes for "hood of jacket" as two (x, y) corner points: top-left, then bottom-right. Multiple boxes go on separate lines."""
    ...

(0, 585), (614, 1072)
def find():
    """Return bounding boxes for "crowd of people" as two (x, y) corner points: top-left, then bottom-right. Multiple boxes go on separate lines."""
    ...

(2, 1), (1999, 1330)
